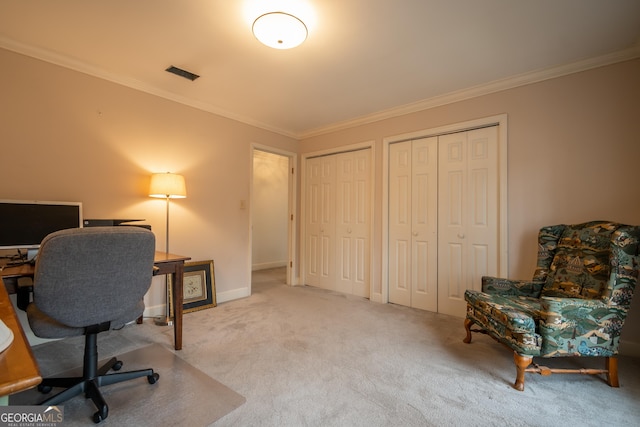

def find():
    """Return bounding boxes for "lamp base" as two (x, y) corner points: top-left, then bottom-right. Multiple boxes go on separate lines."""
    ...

(154, 315), (173, 326)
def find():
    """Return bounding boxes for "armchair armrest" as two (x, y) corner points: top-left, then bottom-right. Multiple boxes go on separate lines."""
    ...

(539, 296), (626, 357)
(481, 276), (544, 297)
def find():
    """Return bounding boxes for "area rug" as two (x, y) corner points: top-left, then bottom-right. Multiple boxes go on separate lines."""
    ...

(10, 343), (245, 425)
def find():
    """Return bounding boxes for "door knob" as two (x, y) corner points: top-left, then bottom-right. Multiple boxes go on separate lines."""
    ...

(457, 233), (465, 239)
(412, 231), (418, 237)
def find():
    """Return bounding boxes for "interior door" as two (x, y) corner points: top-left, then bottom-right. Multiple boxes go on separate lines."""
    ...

(437, 127), (499, 317)
(305, 155), (336, 290)
(410, 137), (438, 311)
(335, 150), (371, 297)
(388, 138), (438, 310)
(388, 141), (412, 306)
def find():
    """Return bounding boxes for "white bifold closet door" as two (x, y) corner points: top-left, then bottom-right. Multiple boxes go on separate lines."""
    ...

(388, 127), (499, 317)
(306, 154), (336, 290)
(306, 149), (371, 297)
(388, 137), (438, 311)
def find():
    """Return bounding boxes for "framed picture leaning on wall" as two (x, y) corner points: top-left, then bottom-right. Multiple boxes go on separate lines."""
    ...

(168, 260), (216, 315)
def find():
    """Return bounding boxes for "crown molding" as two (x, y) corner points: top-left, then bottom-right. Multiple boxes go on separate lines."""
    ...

(0, 36), (298, 139)
(2, 35), (638, 141)
(298, 44), (640, 139)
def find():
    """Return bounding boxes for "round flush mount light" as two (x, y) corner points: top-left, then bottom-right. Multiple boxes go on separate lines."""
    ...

(252, 12), (308, 49)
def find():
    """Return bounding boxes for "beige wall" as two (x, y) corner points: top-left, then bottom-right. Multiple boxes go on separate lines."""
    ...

(2, 46), (640, 352)
(0, 48), (298, 311)
(299, 58), (640, 353)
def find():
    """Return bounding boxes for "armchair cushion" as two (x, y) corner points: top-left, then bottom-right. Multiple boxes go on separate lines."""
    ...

(481, 276), (544, 298)
(465, 290), (542, 356)
(541, 222), (615, 299)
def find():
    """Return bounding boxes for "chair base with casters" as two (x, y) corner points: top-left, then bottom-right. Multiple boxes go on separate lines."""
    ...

(36, 323), (159, 424)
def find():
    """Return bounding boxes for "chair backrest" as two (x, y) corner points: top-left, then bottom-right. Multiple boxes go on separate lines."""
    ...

(532, 221), (640, 309)
(32, 226), (156, 328)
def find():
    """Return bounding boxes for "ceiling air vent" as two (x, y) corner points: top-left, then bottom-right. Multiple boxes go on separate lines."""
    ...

(165, 65), (200, 81)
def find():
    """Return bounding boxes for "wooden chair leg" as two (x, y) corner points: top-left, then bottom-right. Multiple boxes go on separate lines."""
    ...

(606, 356), (619, 387)
(513, 353), (532, 391)
(463, 318), (473, 344)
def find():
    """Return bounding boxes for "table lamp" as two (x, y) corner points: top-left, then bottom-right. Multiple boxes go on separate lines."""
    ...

(149, 172), (187, 326)
(149, 172), (187, 254)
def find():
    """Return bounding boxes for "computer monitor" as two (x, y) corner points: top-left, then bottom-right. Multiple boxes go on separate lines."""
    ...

(0, 199), (83, 250)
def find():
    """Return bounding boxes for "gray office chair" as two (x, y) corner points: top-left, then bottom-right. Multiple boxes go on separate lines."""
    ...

(26, 227), (159, 423)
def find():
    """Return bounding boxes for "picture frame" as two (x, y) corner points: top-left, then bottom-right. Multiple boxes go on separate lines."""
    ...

(168, 260), (216, 316)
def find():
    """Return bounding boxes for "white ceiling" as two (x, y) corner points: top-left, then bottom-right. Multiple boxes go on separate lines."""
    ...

(1, 0), (639, 139)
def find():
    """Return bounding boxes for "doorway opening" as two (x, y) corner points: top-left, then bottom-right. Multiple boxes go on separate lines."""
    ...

(251, 145), (297, 288)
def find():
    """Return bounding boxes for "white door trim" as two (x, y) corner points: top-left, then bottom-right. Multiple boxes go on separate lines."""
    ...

(381, 114), (508, 304)
(250, 143), (298, 287)
(301, 140), (375, 298)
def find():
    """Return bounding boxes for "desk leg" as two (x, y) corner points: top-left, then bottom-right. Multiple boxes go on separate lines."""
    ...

(171, 262), (184, 350)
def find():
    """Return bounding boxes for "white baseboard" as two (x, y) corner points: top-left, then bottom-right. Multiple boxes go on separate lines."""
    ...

(143, 303), (167, 318)
(216, 286), (251, 304)
(252, 261), (287, 271)
(144, 286), (251, 316)
(370, 292), (383, 303)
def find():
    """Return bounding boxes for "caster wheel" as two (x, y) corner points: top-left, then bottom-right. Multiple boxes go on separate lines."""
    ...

(93, 407), (108, 423)
(112, 360), (123, 371)
(38, 384), (52, 394)
(147, 372), (160, 384)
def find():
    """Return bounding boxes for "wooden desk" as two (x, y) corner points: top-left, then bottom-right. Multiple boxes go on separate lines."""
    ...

(0, 283), (42, 398)
(152, 251), (191, 350)
(1, 251), (190, 351)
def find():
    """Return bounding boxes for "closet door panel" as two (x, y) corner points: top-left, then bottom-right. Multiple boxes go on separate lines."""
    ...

(445, 241), (464, 300)
(467, 127), (499, 290)
(351, 150), (371, 297)
(305, 155), (336, 290)
(336, 149), (371, 297)
(438, 132), (468, 316)
(306, 159), (322, 287)
(337, 157), (353, 289)
(438, 127), (499, 317)
(411, 137), (438, 311)
(388, 141), (412, 306)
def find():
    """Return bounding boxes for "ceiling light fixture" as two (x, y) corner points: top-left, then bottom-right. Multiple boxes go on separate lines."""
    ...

(252, 12), (308, 49)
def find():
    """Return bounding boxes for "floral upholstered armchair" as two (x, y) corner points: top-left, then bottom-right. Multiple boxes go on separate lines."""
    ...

(463, 221), (640, 391)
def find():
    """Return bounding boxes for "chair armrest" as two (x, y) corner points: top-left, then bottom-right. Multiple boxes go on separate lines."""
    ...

(539, 296), (626, 356)
(481, 276), (544, 297)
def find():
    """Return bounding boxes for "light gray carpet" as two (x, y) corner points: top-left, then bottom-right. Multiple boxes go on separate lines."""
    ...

(12, 268), (640, 426)
(11, 341), (245, 425)
(120, 268), (640, 426)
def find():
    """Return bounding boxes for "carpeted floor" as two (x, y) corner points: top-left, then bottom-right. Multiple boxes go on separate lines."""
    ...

(11, 341), (245, 425)
(11, 268), (640, 426)
(207, 269), (640, 426)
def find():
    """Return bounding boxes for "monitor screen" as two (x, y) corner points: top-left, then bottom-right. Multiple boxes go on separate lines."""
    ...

(0, 200), (83, 250)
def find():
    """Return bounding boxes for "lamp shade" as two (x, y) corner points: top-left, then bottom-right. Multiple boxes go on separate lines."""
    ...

(149, 173), (187, 198)
(252, 12), (307, 49)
